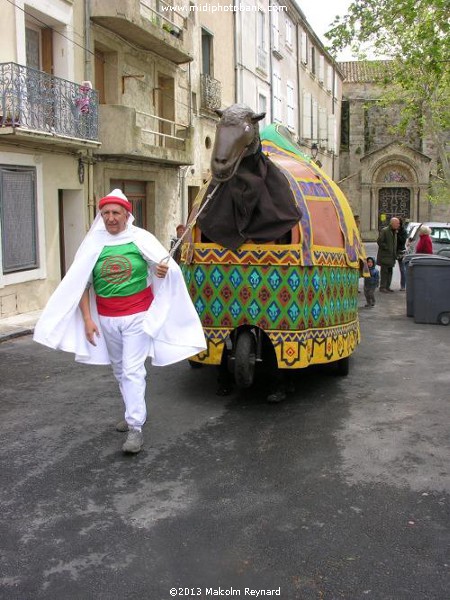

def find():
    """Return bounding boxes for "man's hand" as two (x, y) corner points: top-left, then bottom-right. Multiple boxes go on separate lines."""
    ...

(84, 318), (100, 346)
(156, 261), (169, 278)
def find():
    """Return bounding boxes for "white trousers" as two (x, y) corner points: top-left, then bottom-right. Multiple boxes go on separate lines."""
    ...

(99, 312), (151, 431)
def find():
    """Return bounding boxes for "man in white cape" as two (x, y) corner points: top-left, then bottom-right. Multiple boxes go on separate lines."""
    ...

(34, 189), (206, 454)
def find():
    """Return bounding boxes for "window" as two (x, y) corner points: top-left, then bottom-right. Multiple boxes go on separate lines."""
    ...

(110, 180), (147, 229)
(26, 23), (53, 74)
(257, 10), (266, 49)
(302, 91), (312, 139)
(273, 71), (282, 122)
(311, 46), (316, 75)
(201, 28), (213, 76)
(257, 10), (267, 72)
(0, 166), (38, 274)
(285, 18), (293, 48)
(301, 31), (308, 64)
(287, 81), (295, 130)
(319, 107), (327, 146)
(318, 55), (325, 83)
(328, 114), (337, 153)
(272, 5), (280, 52)
(326, 65), (333, 92)
(312, 99), (318, 140)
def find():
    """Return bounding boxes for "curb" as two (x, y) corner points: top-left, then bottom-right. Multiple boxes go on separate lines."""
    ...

(0, 328), (34, 343)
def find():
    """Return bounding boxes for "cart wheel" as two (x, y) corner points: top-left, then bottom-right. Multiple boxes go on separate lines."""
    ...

(234, 330), (256, 389)
(438, 312), (450, 326)
(188, 359), (203, 369)
(336, 356), (350, 376)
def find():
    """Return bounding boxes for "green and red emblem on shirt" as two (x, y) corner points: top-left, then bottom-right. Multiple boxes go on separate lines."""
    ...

(93, 242), (153, 316)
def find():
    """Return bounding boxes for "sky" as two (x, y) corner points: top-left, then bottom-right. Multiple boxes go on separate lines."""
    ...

(296, 0), (355, 60)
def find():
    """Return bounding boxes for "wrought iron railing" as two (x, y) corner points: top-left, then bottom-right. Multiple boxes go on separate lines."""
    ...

(200, 74), (221, 111)
(0, 62), (99, 141)
(136, 110), (189, 151)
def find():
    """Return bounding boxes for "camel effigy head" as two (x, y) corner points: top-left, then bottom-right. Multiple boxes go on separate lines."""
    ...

(211, 104), (266, 182)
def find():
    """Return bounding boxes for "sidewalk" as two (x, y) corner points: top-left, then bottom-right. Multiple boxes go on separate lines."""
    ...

(0, 310), (41, 342)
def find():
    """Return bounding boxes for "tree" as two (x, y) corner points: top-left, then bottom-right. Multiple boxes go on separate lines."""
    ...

(325, 0), (450, 203)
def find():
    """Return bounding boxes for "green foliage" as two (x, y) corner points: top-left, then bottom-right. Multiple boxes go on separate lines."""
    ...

(326, 0), (450, 200)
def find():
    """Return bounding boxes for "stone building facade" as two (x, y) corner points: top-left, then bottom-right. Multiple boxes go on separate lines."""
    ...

(338, 60), (448, 240)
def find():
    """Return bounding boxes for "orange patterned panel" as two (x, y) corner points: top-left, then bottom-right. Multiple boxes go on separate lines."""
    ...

(307, 199), (344, 249)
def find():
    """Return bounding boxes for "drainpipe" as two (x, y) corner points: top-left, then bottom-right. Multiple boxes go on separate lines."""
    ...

(233, 0), (242, 102)
(84, 0), (92, 82)
(84, 0), (95, 225)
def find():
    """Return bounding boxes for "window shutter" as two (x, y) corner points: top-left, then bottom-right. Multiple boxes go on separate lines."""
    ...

(301, 31), (308, 64)
(287, 81), (294, 129)
(272, 7), (279, 51)
(1, 167), (38, 273)
(319, 107), (327, 146)
(302, 91), (312, 139)
(319, 55), (325, 83)
(312, 99), (318, 140)
(328, 114), (336, 152)
(326, 65), (333, 91)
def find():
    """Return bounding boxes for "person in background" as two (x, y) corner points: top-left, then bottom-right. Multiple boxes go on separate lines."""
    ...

(376, 217), (400, 293)
(364, 256), (380, 307)
(171, 224), (187, 264)
(415, 225), (433, 254)
(396, 217), (408, 291)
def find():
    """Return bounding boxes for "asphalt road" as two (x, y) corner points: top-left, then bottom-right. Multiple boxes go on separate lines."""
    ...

(0, 286), (449, 600)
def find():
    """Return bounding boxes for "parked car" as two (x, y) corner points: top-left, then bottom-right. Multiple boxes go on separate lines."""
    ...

(405, 221), (450, 255)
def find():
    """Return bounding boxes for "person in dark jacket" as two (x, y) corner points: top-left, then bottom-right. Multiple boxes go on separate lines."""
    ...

(364, 257), (380, 307)
(377, 217), (400, 292)
(396, 217), (408, 291)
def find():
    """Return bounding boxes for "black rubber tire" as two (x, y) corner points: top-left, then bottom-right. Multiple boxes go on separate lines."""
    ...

(234, 330), (256, 389)
(438, 313), (450, 326)
(336, 356), (350, 377)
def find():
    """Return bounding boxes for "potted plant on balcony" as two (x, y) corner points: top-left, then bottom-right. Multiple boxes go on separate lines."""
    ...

(162, 22), (181, 38)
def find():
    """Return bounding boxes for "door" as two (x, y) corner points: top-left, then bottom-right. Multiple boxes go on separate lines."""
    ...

(378, 188), (410, 230)
(110, 180), (148, 230)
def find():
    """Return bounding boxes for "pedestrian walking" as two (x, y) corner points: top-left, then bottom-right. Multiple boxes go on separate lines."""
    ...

(34, 189), (206, 454)
(364, 256), (380, 307)
(376, 217), (400, 293)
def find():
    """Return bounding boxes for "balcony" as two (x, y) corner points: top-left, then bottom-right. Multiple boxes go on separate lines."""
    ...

(90, 0), (193, 64)
(0, 63), (100, 148)
(200, 74), (221, 112)
(98, 105), (192, 165)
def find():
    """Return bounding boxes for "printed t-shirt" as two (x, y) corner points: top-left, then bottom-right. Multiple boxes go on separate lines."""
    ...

(93, 242), (153, 316)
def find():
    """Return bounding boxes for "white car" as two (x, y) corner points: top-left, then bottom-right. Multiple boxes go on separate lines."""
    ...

(405, 221), (450, 255)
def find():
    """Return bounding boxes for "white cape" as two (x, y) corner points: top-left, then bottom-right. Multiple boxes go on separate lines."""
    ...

(33, 219), (206, 366)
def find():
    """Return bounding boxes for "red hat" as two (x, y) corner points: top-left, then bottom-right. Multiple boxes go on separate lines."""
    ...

(98, 189), (132, 212)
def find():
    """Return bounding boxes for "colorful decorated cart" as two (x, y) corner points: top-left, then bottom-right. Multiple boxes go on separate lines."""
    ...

(180, 123), (366, 386)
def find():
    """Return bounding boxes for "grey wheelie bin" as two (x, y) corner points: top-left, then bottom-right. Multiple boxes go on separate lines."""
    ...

(409, 255), (450, 324)
(404, 254), (429, 317)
